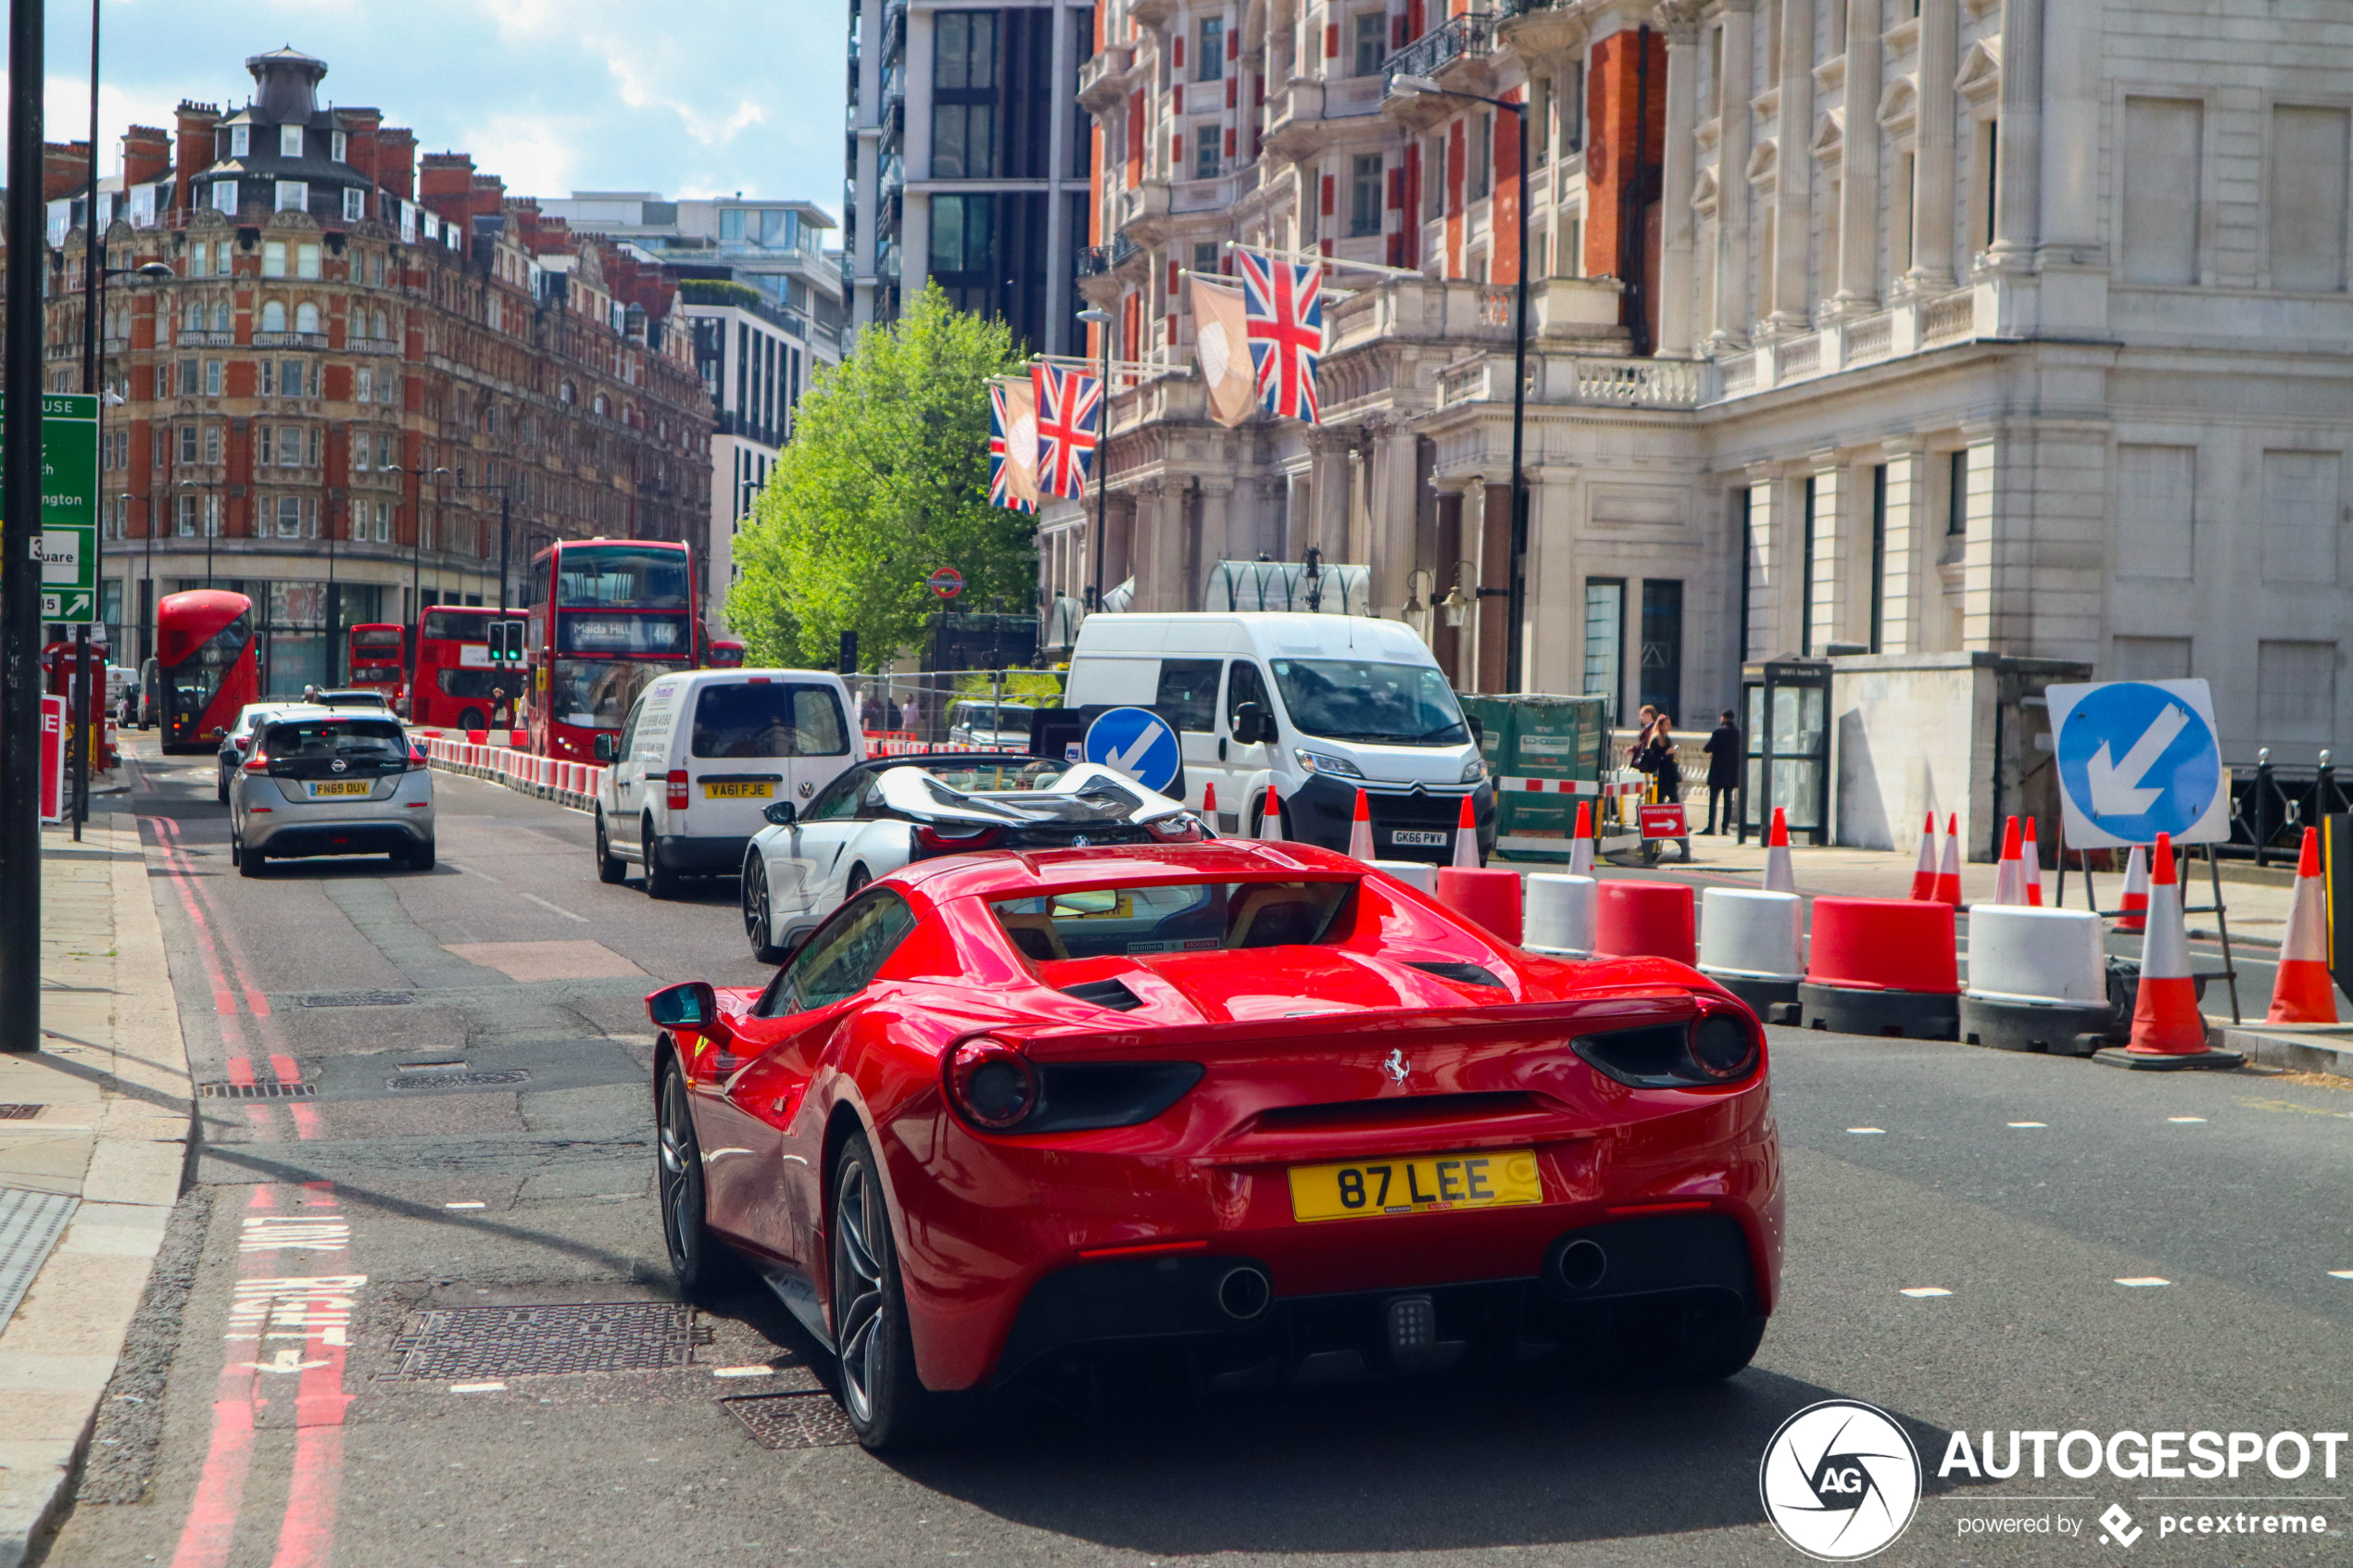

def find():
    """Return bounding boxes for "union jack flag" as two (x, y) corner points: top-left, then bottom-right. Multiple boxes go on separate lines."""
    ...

(988, 380), (1034, 514)
(1236, 248), (1325, 424)
(1030, 364), (1102, 499)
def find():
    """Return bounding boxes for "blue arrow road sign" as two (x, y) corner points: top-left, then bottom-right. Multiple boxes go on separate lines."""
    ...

(1083, 707), (1181, 795)
(2048, 680), (2225, 848)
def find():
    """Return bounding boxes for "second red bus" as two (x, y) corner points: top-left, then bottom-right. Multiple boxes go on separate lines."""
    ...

(157, 590), (260, 754)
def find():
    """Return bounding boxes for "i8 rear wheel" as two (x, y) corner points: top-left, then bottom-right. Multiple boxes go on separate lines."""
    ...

(743, 857), (788, 964)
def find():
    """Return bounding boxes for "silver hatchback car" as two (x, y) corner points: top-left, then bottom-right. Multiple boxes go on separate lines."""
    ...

(230, 711), (436, 875)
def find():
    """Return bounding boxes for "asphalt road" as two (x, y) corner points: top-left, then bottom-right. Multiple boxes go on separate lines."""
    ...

(33, 741), (2353, 1568)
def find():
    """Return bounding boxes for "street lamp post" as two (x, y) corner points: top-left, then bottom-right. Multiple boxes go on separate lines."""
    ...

(1390, 73), (1530, 694)
(1076, 306), (1113, 612)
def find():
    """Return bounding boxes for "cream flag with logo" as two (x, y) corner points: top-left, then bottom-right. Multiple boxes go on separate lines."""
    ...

(998, 375), (1042, 509)
(1190, 275), (1255, 428)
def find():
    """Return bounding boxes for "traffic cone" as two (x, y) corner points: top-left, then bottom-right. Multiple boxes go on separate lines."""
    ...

(2022, 817), (2045, 907)
(1762, 807), (1794, 895)
(2128, 835), (2208, 1055)
(1202, 781), (1217, 823)
(1347, 787), (1375, 861)
(1928, 815), (1960, 906)
(1908, 811), (1938, 900)
(1993, 817), (2024, 907)
(1568, 799), (1594, 876)
(2117, 845), (2148, 933)
(1260, 782), (1285, 842)
(2269, 828), (2338, 1023)
(1452, 791), (1481, 871)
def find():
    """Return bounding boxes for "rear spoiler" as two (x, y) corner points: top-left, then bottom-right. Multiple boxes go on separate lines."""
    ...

(998, 990), (1706, 1063)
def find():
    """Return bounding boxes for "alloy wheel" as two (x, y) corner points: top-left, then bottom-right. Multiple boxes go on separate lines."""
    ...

(743, 861), (770, 948)
(833, 1161), (887, 1424)
(657, 1071), (698, 1278)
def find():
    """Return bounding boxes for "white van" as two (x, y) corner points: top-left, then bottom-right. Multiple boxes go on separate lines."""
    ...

(1063, 612), (1492, 864)
(593, 669), (864, 898)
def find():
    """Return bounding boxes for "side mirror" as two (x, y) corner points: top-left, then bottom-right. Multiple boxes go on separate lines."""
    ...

(762, 798), (798, 827)
(593, 733), (618, 763)
(1233, 703), (1267, 746)
(1466, 715), (1485, 745)
(647, 980), (720, 1030)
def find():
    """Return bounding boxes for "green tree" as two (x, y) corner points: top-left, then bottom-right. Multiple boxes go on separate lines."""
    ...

(726, 284), (1037, 670)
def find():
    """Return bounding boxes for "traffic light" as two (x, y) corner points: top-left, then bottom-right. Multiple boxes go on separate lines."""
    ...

(489, 619), (526, 666)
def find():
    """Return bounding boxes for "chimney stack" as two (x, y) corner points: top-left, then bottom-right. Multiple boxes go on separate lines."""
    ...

(43, 140), (91, 201)
(376, 126), (416, 200)
(420, 152), (475, 243)
(173, 102), (220, 213)
(122, 126), (171, 192)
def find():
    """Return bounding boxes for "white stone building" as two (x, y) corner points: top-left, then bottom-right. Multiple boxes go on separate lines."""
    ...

(1064, 0), (2353, 780)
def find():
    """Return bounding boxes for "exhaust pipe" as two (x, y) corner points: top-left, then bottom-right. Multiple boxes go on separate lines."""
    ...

(1214, 1263), (1273, 1322)
(1554, 1237), (1608, 1292)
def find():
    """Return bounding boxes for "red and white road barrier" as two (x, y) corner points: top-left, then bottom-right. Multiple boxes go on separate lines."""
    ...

(2096, 833), (2242, 1071)
(1594, 881), (1697, 966)
(1436, 866), (1523, 946)
(1698, 887), (1805, 1018)
(1797, 897), (1961, 1039)
(1524, 872), (1597, 957)
(1959, 905), (2112, 1056)
(2269, 827), (2337, 1024)
(420, 732), (606, 812)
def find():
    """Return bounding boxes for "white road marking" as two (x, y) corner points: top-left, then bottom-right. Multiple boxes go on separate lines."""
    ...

(2115, 1276), (2171, 1287)
(711, 1366), (775, 1378)
(449, 1381), (507, 1393)
(2328, 1270), (2353, 1281)
(522, 892), (589, 922)
(447, 861), (502, 884)
(2007, 1121), (2048, 1128)
(1900, 1287), (1953, 1298)
(1846, 1127), (1886, 1135)
(2167, 1116), (2207, 1123)
(444, 1201), (486, 1210)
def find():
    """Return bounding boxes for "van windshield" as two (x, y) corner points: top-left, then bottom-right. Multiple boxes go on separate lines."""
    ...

(1267, 659), (1471, 746)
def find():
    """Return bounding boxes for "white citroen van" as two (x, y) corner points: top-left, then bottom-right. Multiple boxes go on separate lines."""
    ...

(594, 669), (864, 898)
(1063, 612), (1491, 863)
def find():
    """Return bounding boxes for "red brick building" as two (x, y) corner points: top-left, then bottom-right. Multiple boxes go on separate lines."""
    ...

(33, 45), (712, 691)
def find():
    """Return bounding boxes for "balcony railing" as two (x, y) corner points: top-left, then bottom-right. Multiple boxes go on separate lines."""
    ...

(252, 331), (329, 349)
(1382, 13), (1498, 90)
(1076, 233), (1141, 277)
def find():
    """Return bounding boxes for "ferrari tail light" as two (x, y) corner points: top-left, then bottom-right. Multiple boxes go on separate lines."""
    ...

(945, 1036), (1204, 1135)
(666, 769), (689, 810)
(1571, 1010), (1761, 1089)
(945, 1037), (1038, 1130)
(914, 823), (1004, 856)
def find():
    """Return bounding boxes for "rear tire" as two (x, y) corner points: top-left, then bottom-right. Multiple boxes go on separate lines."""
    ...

(237, 842), (265, 878)
(831, 1135), (957, 1450)
(843, 864), (871, 899)
(402, 835), (435, 872)
(644, 816), (679, 899)
(216, 775), (228, 806)
(459, 707), (487, 731)
(743, 858), (789, 964)
(595, 812), (626, 884)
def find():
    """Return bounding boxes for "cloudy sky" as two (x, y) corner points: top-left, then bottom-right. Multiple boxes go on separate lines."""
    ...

(30, 0), (846, 216)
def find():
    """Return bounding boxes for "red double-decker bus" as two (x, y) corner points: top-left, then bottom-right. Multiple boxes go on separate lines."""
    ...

(347, 623), (408, 705)
(408, 607), (527, 732)
(522, 538), (698, 760)
(157, 589), (259, 754)
(706, 637), (746, 668)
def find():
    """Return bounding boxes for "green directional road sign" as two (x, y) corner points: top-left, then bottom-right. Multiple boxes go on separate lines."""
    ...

(6, 395), (102, 623)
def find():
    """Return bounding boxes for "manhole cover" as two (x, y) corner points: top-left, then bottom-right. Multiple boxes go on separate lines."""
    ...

(724, 1391), (859, 1449)
(301, 992), (417, 1008)
(380, 1301), (708, 1381)
(197, 1082), (318, 1099)
(386, 1071), (530, 1091)
(0, 1105), (40, 1120)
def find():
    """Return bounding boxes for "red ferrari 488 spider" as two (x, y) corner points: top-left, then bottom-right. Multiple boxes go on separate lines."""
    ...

(647, 839), (1781, 1449)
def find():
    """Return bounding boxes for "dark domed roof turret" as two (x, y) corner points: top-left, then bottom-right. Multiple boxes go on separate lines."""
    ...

(246, 46), (326, 120)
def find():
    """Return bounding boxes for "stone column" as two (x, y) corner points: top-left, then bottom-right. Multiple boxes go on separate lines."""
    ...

(1372, 422), (1421, 617)
(1102, 493), (1134, 594)
(1709, 0), (1756, 349)
(1876, 447), (1923, 654)
(1196, 478), (1234, 607)
(1311, 431), (1353, 562)
(1987, 0), (2043, 270)
(1432, 485), (1467, 686)
(1806, 461), (1843, 657)
(1907, 0), (1958, 290)
(1957, 428), (1997, 651)
(1769, 0), (1814, 330)
(1655, 3), (1705, 357)
(1743, 469), (1782, 660)
(1832, 0), (1883, 310)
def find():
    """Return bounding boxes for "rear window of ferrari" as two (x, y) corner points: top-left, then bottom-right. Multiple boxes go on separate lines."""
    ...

(989, 880), (1355, 962)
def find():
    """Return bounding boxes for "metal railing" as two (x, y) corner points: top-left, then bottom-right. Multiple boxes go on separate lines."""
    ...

(2224, 751), (2346, 864)
(1076, 233), (1141, 277)
(1381, 13), (1498, 89)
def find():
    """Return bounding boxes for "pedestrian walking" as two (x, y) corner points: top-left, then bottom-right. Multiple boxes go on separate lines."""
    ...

(1642, 716), (1684, 805)
(1701, 709), (1740, 834)
(1626, 704), (1659, 771)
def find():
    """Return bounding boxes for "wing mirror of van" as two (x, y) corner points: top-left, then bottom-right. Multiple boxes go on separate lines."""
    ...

(1466, 714), (1484, 745)
(593, 733), (618, 763)
(1232, 703), (1272, 746)
(762, 798), (798, 828)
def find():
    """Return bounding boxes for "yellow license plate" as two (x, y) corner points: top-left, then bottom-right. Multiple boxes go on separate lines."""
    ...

(1289, 1148), (1542, 1223)
(703, 781), (774, 798)
(308, 781), (372, 797)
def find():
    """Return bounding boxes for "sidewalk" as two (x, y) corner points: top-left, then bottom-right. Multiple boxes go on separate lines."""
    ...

(0, 811), (192, 1568)
(1568, 831), (2296, 944)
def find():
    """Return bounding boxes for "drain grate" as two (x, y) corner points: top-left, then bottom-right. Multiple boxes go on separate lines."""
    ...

(197, 1081), (318, 1099)
(387, 1071), (530, 1092)
(723, 1391), (859, 1449)
(380, 1301), (708, 1382)
(0, 1187), (81, 1329)
(0, 1104), (40, 1120)
(301, 991), (417, 1008)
